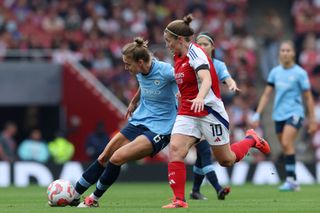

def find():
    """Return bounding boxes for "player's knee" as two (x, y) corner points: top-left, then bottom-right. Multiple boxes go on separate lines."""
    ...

(109, 152), (126, 165)
(169, 143), (187, 161)
(218, 159), (234, 167)
(97, 154), (108, 166)
(281, 141), (294, 152)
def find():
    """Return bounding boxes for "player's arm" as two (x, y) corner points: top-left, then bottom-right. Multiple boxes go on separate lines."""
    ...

(215, 60), (239, 92)
(250, 85), (274, 127)
(126, 87), (141, 119)
(224, 77), (239, 92)
(303, 90), (317, 134)
(190, 69), (212, 113)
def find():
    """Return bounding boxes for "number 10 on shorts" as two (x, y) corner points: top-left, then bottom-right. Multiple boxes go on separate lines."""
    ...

(210, 124), (222, 136)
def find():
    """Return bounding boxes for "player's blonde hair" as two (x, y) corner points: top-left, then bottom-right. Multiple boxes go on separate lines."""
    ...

(122, 37), (151, 62)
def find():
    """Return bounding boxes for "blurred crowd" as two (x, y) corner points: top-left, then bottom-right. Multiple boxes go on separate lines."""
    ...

(0, 120), (109, 164)
(1, 0), (320, 163)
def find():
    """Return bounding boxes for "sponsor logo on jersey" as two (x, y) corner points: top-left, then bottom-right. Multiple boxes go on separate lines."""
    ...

(175, 73), (184, 84)
(154, 80), (160, 85)
(141, 88), (161, 95)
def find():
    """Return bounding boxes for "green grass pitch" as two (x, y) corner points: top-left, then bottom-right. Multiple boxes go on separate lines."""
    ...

(0, 182), (319, 213)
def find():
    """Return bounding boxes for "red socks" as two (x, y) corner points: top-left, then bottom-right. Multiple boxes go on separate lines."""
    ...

(231, 137), (255, 162)
(168, 161), (186, 201)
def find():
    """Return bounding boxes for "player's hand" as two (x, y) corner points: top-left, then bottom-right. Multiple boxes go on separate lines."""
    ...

(226, 78), (240, 92)
(125, 102), (137, 119)
(188, 97), (204, 113)
(308, 119), (317, 135)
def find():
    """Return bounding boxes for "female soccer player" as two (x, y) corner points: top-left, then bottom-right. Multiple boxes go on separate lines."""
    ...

(69, 37), (179, 207)
(189, 32), (240, 201)
(162, 15), (270, 208)
(251, 40), (316, 191)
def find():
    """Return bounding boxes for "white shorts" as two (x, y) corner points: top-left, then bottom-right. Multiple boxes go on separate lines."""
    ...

(171, 113), (230, 146)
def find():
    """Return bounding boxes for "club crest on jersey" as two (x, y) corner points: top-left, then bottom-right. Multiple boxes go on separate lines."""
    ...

(154, 80), (160, 85)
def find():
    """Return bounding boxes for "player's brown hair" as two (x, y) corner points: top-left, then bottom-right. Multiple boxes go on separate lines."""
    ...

(122, 37), (151, 62)
(165, 14), (194, 41)
(280, 40), (296, 52)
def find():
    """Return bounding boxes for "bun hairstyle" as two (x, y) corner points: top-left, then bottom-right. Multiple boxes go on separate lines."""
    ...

(183, 14), (193, 26)
(165, 14), (194, 39)
(134, 37), (148, 48)
(122, 37), (151, 62)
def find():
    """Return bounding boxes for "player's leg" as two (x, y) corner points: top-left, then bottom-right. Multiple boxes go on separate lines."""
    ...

(201, 111), (270, 167)
(278, 116), (302, 191)
(72, 132), (130, 205)
(162, 115), (200, 208)
(197, 140), (230, 200)
(190, 142), (207, 200)
(162, 134), (196, 208)
(80, 128), (170, 207)
(79, 135), (153, 206)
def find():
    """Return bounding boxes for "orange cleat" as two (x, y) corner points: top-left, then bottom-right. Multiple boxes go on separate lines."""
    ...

(77, 196), (99, 208)
(246, 129), (271, 154)
(162, 199), (188, 208)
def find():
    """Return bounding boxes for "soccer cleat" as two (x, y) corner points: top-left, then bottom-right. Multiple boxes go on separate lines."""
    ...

(162, 199), (188, 208)
(217, 187), (231, 200)
(77, 196), (99, 208)
(246, 129), (270, 154)
(48, 200), (54, 207)
(189, 191), (208, 200)
(69, 198), (80, 207)
(279, 181), (300, 192)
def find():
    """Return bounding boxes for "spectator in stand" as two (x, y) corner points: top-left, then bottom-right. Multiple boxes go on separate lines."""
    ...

(259, 9), (283, 80)
(86, 121), (110, 162)
(48, 131), (74, 164)
(0, 121), (18, 162)
(299, 33), (319, 75)
(42, 8), (65, 33)
(18, 128), (49, 163)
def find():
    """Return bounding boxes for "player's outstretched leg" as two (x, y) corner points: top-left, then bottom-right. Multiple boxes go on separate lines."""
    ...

(246, 129), (270, 154)
(70, 160), (105, 206)
(78, 162), (121, 207)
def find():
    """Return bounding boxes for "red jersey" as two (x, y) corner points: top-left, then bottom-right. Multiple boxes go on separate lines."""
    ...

(174, 42), (225, 117)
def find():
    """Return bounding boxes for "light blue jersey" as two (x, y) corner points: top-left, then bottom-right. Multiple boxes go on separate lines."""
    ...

(213, 59), (230, 82)
(129, 59), (178, 135)
(267, 64), (310, 121)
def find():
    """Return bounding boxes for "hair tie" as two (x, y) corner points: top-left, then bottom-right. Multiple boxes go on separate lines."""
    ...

(196, 34), (214, 45)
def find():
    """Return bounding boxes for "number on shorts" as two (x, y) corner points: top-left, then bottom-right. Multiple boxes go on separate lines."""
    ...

(210, 124), (222, 136)
(153, 135), (162, 143)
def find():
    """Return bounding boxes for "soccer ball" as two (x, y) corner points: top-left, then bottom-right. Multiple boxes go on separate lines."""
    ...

(47, 179), (75, 207)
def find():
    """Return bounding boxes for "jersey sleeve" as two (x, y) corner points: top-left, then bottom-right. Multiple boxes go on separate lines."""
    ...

(299, 70), (311, 91)
(214, 60), (230, 82)
(188, 46), (210, 72)
(267, 68), (276, 86)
